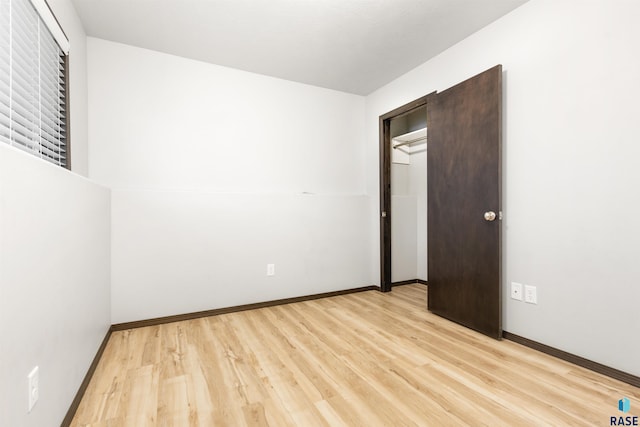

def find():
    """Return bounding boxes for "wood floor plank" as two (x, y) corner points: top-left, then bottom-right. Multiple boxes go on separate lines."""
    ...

(71, 285), (639, 426)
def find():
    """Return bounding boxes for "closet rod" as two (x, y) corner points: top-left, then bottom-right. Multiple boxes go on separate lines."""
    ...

(393, 135), (427, 149)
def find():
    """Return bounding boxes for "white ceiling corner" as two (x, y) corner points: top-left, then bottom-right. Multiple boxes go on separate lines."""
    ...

(71, 0), (529, 95)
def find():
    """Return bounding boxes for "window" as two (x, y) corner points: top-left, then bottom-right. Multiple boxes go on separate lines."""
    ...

(0, 0), (70, 168)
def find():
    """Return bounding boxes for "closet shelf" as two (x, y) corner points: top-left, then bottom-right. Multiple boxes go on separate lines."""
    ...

(392, 128), (427, 150)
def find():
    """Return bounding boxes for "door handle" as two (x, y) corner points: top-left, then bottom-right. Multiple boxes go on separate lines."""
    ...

(484, 211), (496, 221)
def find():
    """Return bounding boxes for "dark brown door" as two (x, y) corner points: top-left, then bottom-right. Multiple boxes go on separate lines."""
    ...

(427, 65), (502, 339)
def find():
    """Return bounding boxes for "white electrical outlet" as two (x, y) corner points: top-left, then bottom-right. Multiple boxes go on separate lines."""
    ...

(28, 366), (39, 412)
(267, 263), (275, 276)
(524, 285), (537, 304)
(511, 282), (523, 301)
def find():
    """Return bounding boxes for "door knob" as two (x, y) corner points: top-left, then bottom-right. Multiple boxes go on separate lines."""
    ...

(484, 211), (496, 222)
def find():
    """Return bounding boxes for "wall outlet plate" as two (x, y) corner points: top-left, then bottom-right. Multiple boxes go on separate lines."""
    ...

(511, 282), (523, 301)
(524, 285), (537, 304)
(28, 366), (39, 412)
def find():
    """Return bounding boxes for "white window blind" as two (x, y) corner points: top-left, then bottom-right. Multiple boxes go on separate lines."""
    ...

(0, 0), (69, 167)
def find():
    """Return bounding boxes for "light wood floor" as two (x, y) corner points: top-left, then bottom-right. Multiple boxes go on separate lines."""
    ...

(71, 284), (639, 426)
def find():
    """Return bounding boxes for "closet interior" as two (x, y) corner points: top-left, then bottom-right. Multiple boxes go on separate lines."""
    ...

(390, 106), (427, 283)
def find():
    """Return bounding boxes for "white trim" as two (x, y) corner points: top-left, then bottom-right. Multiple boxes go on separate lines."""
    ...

(27, 0), (69, 54)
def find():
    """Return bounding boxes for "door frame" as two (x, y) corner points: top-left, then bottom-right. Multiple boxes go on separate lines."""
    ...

(379, 92), (436, 292)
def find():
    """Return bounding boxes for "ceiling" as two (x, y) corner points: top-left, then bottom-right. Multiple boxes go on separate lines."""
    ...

(71, 0), (528, 95)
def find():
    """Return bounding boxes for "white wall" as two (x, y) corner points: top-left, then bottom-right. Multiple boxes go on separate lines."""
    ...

(391, 195), (417, 282)
(0, 145), (111, 426)
(366, 0), (640, 376)
(390, 147), (427, 283)
(391, 132), (417, 282)
(111, 191), (369, 323)
(0, 1), (105, 425)
(87, 38), (365, 193)
(47, 0), (89, 176)
(410, 148), (427, 281)
(86, 38), (371, 323)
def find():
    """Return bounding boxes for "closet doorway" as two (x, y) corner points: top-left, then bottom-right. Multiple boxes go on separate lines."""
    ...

(379, 65), (502, 339)
(389, 107), (428, 286)
(379, 94), (431, 292)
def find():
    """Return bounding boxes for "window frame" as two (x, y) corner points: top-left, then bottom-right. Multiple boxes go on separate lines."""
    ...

(1, 0), (71, 169)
